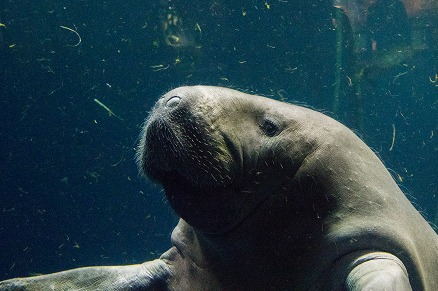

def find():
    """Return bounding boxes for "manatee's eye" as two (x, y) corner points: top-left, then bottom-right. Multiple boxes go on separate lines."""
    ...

(260, 117), (280, 137)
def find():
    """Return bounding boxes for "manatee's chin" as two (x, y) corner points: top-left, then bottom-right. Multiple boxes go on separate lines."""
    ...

(143, 148), (249, 234)
(153, 168), (249, 234)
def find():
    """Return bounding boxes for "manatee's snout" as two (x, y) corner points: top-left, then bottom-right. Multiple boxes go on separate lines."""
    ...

(137, 87), (236, 190)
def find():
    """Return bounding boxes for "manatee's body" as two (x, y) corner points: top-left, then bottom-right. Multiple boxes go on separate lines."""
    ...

(1, 86), (437, 290)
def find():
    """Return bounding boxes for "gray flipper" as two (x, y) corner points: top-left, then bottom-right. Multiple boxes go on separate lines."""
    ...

(0, 259), (170, 291)
(344, 252), (412, 291)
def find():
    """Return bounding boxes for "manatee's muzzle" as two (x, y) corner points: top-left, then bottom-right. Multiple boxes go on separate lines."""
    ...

(136, 92), (245, 233)
(137, 93), (236, 190)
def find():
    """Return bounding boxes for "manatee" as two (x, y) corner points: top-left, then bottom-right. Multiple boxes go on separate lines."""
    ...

(1, 86), (437, 290)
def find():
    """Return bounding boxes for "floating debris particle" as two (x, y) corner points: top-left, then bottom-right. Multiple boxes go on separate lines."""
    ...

(94, 98), (124, 121)
(195, 22), (201, 33)
(389, 124), (396, 151)
(150, 64), (170, 71)
(60, 25), (82, 47)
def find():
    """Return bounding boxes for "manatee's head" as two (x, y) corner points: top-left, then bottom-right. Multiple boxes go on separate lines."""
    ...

(137, 86), (323, 234)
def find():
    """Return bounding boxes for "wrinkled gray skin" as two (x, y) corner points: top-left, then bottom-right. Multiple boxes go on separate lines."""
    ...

(1, 86), (437, 290)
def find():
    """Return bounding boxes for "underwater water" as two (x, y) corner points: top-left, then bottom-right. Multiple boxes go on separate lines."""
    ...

(0, 0), (437, 280)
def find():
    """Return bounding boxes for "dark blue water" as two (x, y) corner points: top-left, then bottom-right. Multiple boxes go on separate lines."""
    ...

(0, 0), (437, 280)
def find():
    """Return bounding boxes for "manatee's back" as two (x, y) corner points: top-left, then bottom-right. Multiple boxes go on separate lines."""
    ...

(318, 117), (438, 290)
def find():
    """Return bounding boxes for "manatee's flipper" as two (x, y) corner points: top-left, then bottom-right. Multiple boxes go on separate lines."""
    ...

(344, 252), (412, 291)
(0, 259), (171, 291)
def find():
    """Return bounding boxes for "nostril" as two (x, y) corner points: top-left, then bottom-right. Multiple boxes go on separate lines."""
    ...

(166, 96), (181, 108)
